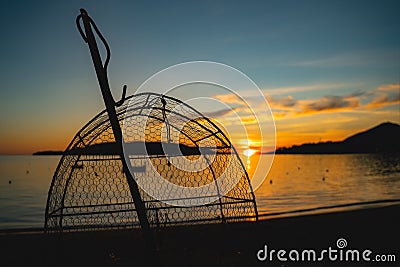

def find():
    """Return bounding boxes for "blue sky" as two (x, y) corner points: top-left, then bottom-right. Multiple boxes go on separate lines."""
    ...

(0, 0), (399, 153)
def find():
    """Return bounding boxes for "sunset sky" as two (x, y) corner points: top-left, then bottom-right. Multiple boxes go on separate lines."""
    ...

(0, 1), (399, 154)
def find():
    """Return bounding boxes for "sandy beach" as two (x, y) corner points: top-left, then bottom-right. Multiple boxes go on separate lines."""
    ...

(1, 204), (398, 266)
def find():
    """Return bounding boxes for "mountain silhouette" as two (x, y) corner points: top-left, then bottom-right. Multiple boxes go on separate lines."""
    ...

(275, 122), (400, 154)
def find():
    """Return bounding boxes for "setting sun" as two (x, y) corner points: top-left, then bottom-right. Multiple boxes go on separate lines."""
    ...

(243, 148), (258, 157)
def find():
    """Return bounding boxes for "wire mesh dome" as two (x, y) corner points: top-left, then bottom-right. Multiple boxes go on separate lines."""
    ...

(45, 92), (258, 232)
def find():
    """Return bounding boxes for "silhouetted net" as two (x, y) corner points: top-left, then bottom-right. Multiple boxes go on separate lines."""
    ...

(45, 93), (257, 232)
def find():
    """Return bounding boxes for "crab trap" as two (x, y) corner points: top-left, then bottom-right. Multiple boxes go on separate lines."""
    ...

(44, 9), (257, 233)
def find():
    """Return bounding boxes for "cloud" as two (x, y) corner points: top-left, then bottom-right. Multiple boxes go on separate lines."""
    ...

(267, 96), (297, 111)
(348, 90), (368, 97)
(263, 82), (354, 96)
(377, 84), (400, 91)
(277, 96), (297, 107)
(371, 94), (389, 104)
(203, 107), (238, 118)
(300, 96), (360, 113)
(367, 88), (400, 108)
(212, 94), (245, 105)
(282, 83), (400, 114)
(206, 83), (399, 124)
(268, 94), (361, 115)
(272, 111), (287, 118)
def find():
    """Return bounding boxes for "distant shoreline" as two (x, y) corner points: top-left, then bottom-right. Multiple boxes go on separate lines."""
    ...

(33, 150), (400, 156)
(32, 150), (63, 156)
(32, 122), (400, 156)
(261, 151), (400, 155)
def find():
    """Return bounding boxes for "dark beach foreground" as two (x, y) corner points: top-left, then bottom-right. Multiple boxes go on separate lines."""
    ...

(1, 204), (399, 267)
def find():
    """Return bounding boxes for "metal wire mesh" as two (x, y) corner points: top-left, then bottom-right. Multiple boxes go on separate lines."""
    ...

(45, 92), (257, 232)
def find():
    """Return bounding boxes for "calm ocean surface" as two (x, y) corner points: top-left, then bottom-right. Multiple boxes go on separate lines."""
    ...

(0, 154), (399, 229)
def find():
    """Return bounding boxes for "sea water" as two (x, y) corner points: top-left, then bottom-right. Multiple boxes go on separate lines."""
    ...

(0, 154), (399, 229)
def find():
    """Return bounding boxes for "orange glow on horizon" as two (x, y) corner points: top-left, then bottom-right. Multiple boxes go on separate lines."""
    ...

(1, 108), (399, 155)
